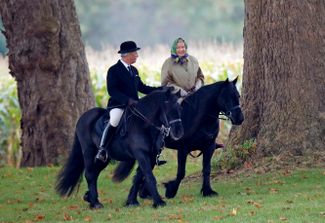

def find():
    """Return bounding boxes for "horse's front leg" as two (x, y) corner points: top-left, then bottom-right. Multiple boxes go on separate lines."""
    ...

(125, 166), (143, 207)
(164, 149), (187, 198)
(201, 144), (218, 197)
(134, 152), (165, 208)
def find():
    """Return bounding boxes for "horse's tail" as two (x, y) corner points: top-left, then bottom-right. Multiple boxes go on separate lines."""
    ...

(55, 133), (84, 197)
(112, 160), (136, 183)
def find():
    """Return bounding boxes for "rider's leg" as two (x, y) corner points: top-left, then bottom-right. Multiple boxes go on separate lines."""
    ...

(95, 108), (124, 162)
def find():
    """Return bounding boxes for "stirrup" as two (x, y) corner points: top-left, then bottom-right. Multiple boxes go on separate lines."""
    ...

(95, 148), (108, 163)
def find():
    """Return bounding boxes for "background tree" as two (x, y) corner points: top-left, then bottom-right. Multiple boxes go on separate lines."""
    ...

(0, 0), (95, 166)
(228, 0), (325, 160)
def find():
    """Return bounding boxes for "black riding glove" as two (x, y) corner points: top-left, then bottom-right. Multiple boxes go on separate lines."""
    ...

(128, 98), (138, 106)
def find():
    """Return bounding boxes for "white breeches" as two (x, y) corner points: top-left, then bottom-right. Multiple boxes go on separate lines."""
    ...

(109, 108), (124, 127)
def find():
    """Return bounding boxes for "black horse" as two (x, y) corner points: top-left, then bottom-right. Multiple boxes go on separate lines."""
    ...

(55, 88), (184, 209)
(122, 78), (244, 204)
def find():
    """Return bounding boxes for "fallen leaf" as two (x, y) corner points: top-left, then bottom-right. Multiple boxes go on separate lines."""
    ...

(35, 214), (45, 221)
(230, 208), (237, 216)
(279, 216), (287, 221)
(181, 195), (194, 203)
(167, 213), (183, 220)
(213, 216), (225, 220)
(244, 161), (253, 169)
(273, 180), (284, 185)
(63, 213), (73, 221)
(107, 213), (112, 220)
(84, 216), (92, 222)
(269, 188), (278, 193)
(67, 205), (79, 210)
(247, 200), (262, 208)
(249, 211), (256, 216)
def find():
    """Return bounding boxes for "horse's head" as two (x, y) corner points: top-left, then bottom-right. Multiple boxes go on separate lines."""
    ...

(161, 87), (184, 140)
(218, 77), (244, 125)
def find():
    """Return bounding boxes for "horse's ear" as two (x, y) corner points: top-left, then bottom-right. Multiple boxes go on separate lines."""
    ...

(233, 76), (238, 85)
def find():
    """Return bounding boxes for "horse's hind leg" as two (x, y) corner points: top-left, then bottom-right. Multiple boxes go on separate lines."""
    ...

(134, 152), (165, 208)
(201, 144), (218, 196)
(164, 149), (187, 198)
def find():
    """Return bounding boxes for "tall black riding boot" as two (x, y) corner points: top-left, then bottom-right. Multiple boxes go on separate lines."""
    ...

(95, 124), (116, 163)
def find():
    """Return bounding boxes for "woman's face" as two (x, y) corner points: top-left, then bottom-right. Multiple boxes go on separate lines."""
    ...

(176, 41), (186, 57)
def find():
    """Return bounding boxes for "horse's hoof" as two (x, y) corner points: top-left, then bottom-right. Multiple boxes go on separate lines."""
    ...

(83, 191), (90, 202)
(201, 188), (219, 197)
(164, 181), (178, 199)
(139, 189), (151, 199)
(125, 200), (140, 207)
(153, 199), (166, 208)
(90, 202), (104, 209)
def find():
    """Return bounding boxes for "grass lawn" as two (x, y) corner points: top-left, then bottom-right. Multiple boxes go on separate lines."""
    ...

(0, 155), (324, 223)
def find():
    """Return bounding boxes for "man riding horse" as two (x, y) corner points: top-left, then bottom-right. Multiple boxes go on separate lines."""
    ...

(96, 41), (161, 162)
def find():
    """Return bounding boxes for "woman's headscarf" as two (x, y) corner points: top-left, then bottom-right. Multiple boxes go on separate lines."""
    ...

(171, 37), (189, 64)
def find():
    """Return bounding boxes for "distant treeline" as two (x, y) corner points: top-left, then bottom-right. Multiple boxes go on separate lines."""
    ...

(0, 0), (244, 54)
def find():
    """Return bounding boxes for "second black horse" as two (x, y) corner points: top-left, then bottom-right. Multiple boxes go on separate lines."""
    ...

(120, 78), (244, 205)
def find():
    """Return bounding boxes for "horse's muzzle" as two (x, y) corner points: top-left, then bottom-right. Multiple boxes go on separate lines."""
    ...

(228, 108), (244, 125)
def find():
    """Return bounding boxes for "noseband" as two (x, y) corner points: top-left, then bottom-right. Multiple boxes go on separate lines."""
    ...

(224, 105), (240, 117)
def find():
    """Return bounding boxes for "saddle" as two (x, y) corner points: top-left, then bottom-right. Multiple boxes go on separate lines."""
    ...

(94, 110), (128, 140)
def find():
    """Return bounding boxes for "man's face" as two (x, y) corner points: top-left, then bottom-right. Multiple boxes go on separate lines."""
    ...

(125, 51), (138, 64)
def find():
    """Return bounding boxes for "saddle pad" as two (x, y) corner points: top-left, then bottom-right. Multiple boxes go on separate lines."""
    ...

(94, 111), (128, 138)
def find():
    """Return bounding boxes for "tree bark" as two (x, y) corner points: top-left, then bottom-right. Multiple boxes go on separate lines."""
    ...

(228, 0), (325, 158)
(0, 0), (95, 166)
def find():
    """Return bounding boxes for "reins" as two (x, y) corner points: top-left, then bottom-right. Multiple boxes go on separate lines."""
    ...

(128, 104), (182, 165)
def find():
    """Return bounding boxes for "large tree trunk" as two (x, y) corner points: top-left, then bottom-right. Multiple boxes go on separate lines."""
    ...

(228, 0), (325, 158)
(0, 0), (95, 166)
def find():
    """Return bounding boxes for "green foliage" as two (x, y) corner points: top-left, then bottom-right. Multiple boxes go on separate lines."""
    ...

(214, 138), (257, 171)
(0, 76), (21, 167)
(0, 165), (324, 222)
(90, 70), (109, 107)
(0, 1), (244, 56)
(74, 0), (244, 49)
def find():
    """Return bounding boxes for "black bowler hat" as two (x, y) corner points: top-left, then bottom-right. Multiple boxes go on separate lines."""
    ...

(118, 41), (141, 54)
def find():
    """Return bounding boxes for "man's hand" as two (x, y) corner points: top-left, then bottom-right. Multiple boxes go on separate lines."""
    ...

(128, 98), (138, 106)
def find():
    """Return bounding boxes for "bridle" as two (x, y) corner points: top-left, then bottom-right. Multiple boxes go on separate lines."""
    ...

(219, 105), (241, 120)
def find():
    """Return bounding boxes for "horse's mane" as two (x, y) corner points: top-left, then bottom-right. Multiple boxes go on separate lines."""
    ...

(136, 90), (166, 113)
(182, 81), (224, 113)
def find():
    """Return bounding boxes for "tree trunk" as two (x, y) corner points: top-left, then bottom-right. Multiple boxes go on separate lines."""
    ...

(228, 0), (325, 158)
(0, 0), (95, 166)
